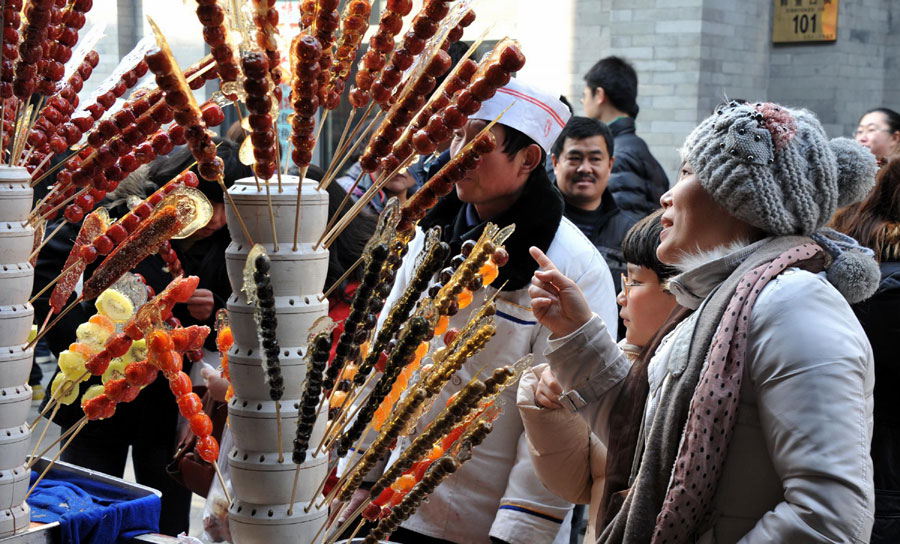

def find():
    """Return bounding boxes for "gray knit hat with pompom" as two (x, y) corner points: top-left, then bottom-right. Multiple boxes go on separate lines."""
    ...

(682, 101), (877, 235)
(682, 100), (881, 302)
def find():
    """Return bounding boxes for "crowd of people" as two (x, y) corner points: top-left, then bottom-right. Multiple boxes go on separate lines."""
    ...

(29, 49), (900, 544)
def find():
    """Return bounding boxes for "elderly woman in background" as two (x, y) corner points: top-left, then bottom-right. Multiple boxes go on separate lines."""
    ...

(518, 210), (681, 543)
(528, 101), (879, 543)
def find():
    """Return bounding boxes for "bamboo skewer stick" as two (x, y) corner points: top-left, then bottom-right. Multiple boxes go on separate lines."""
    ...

(28, 181), (65, 224)
(24, 416), (88, 502)
(213, 461), (232, 504)
(26, 415), (84, 469)
(315, 371), (376, 456)
(30, 186), (89, 225)
(28, 219), (66, 261)
(346, 518), (365, 543)
(317, 108), (382, 192)
(264, 175), (279, 252)
(275, 400), (284, 463)
(218, 175), (255, 245)
(309, 505), (339, 544)
(315, 169), (365, 249)
(29, 149), (79, 188)
(28, 297), (81, 348)
(274, 136), (284, 193)
(321, 104), (369, 187)
(287, 465), (302, 515)
(291, 165), (309, 251)
(27, 402), (60, 465)
(322, 107), (357, 183)
(318, 256), (363, 302)
(28, 152), (56, 180)
(322, 500), (368, 544)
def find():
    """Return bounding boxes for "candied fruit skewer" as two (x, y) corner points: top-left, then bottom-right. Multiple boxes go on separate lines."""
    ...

(385, 56), (478, 170)
(312, 0), (340, 105)
(335, 316), (431, 459)
(287, 33), (323, 249)
(30, 171), (201, 306)
(194, 0), (240, 96)
(246, 250), (284, 403)
(364, 422), (493, 541)
(354, 230), (449, 387)
(144, 23), (255, 244)
(322, 244), (389, 397)
(362, 380), (486, 499)
(12, 0), (56, 102)
(25, 52), (101, 165)
(322, 0), (371, 111)
(330, 377), (485, 510)
(356, 48), (453, 175)
(288, 34), (323, 174)
(242, 247), (287, 461)
(349, 0), (414, 109)
(0, 0), (24, 99)
(396, 129), (496, 233)
(250, 0), (283, 90)
(82, 204), (185, 302)
(292, 331), (331, 465)
(410, 39), (526, 156)
(240, 51), (279, 182)
(371, 343), (428, 431)
(369, 0), (455, 110)
(48, 209), (110, 317)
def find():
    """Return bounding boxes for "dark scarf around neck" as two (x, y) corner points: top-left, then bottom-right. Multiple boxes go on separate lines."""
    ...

(419, 169), (563, 291)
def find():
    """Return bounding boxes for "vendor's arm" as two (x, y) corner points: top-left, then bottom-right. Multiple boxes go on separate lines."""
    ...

(739, 271), (874, 543)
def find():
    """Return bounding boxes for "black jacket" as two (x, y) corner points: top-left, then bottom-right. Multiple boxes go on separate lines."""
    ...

(853, 261), (900, 543)
(608, 117), (669, 216)
(562, 193), (641, 292)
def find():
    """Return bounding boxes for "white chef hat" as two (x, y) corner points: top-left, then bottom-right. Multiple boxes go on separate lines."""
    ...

(469, 79), (572, 154)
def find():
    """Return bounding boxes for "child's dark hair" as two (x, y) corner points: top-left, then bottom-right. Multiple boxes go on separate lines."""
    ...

(621, 210), (677, 280)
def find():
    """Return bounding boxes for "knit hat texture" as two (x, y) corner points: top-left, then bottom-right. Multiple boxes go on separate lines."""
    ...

(681, 101), (878, 236)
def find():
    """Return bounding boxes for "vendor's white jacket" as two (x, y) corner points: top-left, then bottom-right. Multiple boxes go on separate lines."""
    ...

(345, 217), (618, 544)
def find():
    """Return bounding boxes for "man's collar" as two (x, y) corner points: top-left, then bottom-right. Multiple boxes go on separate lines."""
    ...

(608, 116), (635, 136)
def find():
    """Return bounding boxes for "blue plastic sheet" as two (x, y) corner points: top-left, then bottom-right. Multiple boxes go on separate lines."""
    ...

(27, 469), (161, 544)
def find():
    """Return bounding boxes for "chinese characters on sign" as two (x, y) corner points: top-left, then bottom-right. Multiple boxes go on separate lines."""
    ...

(772, 0), (839, 43)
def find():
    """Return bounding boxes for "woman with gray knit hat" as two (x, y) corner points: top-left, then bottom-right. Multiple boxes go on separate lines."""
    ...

(526, 100), (881, 543)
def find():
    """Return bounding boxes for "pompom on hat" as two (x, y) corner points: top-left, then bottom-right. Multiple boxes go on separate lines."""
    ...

(681, 101), (879, 236)
(681, 100), (882, 303)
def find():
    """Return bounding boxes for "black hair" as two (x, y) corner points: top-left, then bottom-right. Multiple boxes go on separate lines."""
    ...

(621, 210), (677, 281)
(550, 116), (614, 159)
(147, 138), (253, 203)
(499, 124), (546, 165)
(583, 56), (639, 118)
(558, 95), (573, 114)
(860, 107), (900, 134)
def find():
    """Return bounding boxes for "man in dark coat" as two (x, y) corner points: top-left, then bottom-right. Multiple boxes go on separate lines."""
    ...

(551, 116), (640, 293)
(581, 56), (669, 215)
